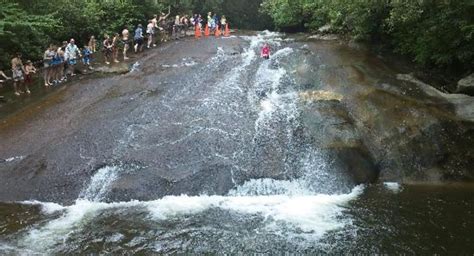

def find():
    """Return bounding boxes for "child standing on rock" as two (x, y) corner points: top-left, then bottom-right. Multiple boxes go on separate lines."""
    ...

(82, 45), (93, 69)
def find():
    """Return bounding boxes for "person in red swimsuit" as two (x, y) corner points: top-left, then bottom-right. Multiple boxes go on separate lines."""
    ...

(261, 43), (270, 59)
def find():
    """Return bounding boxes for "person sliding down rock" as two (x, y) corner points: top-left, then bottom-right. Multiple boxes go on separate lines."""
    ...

(261, 43), (271, 59)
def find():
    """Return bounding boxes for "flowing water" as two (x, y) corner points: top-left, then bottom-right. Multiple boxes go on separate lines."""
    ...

(0, 32), (473, 254)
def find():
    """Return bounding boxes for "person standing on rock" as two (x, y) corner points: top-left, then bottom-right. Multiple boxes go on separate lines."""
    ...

(220, 15), (227, 34)
(23, 60), (36, 91)
(122, 26), (130, 60)
(50, 45), (62, 84)
(134, 24), (144, 53)
(158, 6), (171, 26)
(151, 15), (159, 46)
(11, 53), (26, 95)
(82, 45), (93, 69)
(60, 41), (68, 81)
(158, 6), (171, 42)
(65, 39), (81, 77)
(112, 33), (120, 63)
(43, 44), (55, 87)
(103, 35), (113, 65)
(88, 36), (97, 53)
(147, 20), (155, 48)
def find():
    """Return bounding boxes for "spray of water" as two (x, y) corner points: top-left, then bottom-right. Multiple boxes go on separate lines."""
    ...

(11, 32), (364, 253)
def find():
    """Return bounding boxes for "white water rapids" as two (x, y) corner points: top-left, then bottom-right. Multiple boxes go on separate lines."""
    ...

(4, 31), (366, 254)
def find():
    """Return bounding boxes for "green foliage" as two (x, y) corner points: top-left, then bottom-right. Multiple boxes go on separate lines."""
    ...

(261, 0), (474, 73)
(0, 2), (58, 68)
(0, 0), (271, 69)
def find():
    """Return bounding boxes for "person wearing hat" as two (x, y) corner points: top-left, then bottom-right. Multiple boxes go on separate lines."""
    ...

(134, 24), (144, 53)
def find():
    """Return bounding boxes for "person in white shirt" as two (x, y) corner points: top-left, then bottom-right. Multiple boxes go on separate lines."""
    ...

(146, 20), (154, 49)
(65, 39), (81, 76)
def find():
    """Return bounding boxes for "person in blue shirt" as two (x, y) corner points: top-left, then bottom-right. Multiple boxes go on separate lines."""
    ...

(82, 46), (93, 69)
(134, 24), (144, 53)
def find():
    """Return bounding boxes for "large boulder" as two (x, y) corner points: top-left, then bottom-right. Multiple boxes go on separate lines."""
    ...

(456, 73), (474, 96)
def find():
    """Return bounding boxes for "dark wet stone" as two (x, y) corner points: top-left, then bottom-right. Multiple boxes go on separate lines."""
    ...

(456, 73), (474, 96)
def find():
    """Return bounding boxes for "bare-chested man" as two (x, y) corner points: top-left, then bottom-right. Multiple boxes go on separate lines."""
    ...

(11, 53), (27, 95)
(146, 20), (154, 48)
(158, 6), (171, 42)
(122, 26), (130, 60)
(151, 15), (159, 47)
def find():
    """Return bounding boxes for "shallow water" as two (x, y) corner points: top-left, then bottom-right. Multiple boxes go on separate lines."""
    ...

(1, 184), (472, 254)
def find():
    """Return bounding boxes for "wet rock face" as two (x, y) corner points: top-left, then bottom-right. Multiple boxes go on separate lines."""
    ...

(0, 33), (472, 204)
(456, 73), (474, 96)
(310, 47), (474, 183)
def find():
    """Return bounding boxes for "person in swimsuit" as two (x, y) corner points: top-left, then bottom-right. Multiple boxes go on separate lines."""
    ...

(122, 26), (130, 60)
(151, 15), (159, 46)
(88, 36), (97, 53)
(158, 6), (171, 42)
(261, 43), (271, 59)
(60, 41), (68, 81)
(11, 53), (26, 95)
(24, 60), (36, 90)
(50, 46), (62, 84)
(103, 34), (113, 65)
(43, 44), (55, 86)
(112, 33), (120, 63)
(147, 20), (154, 48)
(221, 15), (227, 34)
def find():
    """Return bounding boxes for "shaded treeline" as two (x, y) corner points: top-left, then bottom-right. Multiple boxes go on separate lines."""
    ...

(261, 0), (474, 76)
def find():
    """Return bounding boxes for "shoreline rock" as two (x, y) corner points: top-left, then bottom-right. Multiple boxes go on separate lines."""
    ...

(456, 73), (474, 96)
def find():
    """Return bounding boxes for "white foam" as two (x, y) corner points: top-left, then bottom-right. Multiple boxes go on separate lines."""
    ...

(384, 182), (402, 193)
(79, 166), (120, 202)
(19, 182), (364, 252)
(145, 185), (364, 235)
(21, 201), (66, 214)
(4, 156), (25, 162)
(20, 200), (143, 252)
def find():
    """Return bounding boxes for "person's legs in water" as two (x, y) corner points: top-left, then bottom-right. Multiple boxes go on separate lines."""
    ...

(104, 50), (111, 65)
(12, 69), (24, 95)
(113, 34), (120, 63)
(123, 41), (130, 60)
(44, 63), (51, 87)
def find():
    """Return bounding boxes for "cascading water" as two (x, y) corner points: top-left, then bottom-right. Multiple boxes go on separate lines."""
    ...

(1, 31), (365, 254)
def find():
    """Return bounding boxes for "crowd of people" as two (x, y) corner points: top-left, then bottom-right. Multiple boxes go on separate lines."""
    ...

(0, 9), (232, 99)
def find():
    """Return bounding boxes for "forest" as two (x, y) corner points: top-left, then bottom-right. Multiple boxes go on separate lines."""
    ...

(0, 0), (473, 77)
(261, 0), (474, 76)
(0, 0), (271, 69)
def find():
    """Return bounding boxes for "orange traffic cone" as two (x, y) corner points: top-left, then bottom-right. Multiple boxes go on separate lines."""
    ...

(195, 25), (201, 39)
(215, 25), (221, 37)
(224, 23), (230, 37)
(204, 24), (210, 37)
